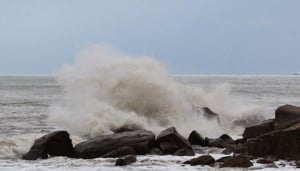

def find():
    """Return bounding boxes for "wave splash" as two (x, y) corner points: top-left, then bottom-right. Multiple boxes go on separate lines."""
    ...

(49, 45), (261, 138)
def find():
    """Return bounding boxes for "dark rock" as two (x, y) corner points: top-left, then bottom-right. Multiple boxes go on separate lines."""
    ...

(184, 155), (215, 166)
(220, 155), (253, 168)
(149, 147), (164, 155)
(275, 104), (300, 129)
(101, 146), (135, 158)
(248, 122), (300, 160)
(23, 131), (73, 160)
(74, 130), (155, 159)
(202, 107), (220, 123)
(115, 155), (137, 166)
(243, 119), (274, 139)
(188, 130), (208, 146)
(256, 158), (273, 164)
(156, 127), (194, 156)
(208, 134), (235, 148)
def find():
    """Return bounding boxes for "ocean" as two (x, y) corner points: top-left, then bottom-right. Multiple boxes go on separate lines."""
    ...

(1, 75), (300, 170)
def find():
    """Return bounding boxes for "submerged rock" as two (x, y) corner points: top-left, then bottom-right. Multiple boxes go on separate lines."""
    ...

(156, 127), (194, 156)
(115, 155), (137, 166)
(23, 131), (74, 160)
(74, 130), (155, 159)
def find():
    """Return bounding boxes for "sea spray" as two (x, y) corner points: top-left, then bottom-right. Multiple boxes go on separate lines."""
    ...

(49, 45), (261, 138)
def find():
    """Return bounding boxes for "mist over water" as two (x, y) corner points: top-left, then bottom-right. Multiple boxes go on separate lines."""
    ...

(49, 45), (260, 138)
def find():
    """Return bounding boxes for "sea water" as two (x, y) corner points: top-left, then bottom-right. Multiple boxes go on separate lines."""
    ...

(1, 75), (300, 170)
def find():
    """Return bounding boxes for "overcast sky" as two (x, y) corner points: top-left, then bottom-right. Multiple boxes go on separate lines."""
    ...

(0, 0), (300, 75)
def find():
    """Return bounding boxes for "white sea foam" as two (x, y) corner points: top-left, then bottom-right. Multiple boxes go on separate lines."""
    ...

(48, 45), (261, 138)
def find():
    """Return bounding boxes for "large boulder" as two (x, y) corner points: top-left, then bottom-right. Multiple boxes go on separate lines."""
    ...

(243, 119), (274, 139)
(248, 122), (300, 160)
(275, 104), (300, 129)
(23, 131), (74, 160)
(74, 130), (155, 159)
(156, 127), (194, 156)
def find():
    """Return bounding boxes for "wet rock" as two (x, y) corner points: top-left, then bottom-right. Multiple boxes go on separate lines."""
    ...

(156, 127), (194, 156)
(184, 155), (215, 166)
(23, 131), (74, 160)
(202, 107), (220, 123)
(220, 155), (253, 168)
(243, 119), (274, 139)
(275, 104), (300, 129)
(188, 130), (208, 146)
(74, 130), (155, 159)
(115, 155), (137, 166)
(208, 134), (235, 148)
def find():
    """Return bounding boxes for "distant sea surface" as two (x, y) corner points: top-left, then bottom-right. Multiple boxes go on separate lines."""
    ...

(0, 75), (300, 171)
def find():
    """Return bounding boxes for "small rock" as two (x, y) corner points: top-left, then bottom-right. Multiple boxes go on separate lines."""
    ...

(115, 155), (137, 166)
(184, 155), (215, 166)
(220, 155), (253, 168)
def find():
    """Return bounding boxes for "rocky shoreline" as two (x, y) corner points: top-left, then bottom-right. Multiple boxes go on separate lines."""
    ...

(22, 104), (300, 169)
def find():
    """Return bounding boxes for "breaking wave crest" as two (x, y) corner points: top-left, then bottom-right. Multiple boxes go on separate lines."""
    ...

(49, 45), (261, 138)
